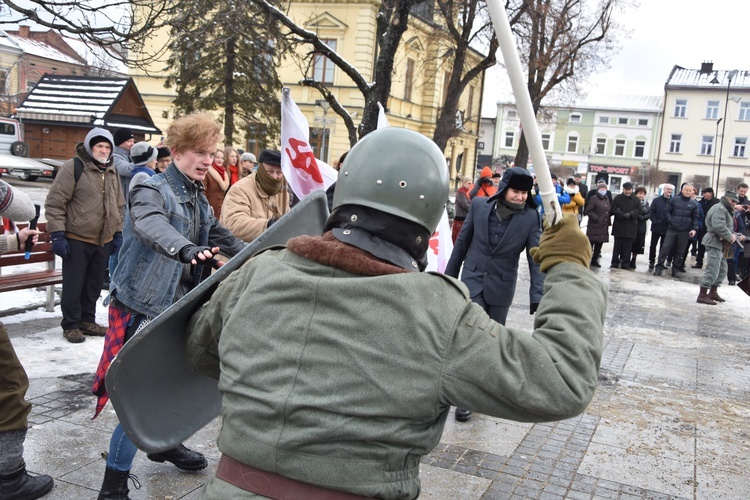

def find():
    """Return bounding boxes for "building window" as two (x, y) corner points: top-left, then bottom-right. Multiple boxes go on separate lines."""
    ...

(669, 133), (682, 153)
(504, 131), (514, 148)
(466, 85), (474, 120)
(614, 139), (626, 156)
(739, 102), (750, 121)
(700, 135), (714, 155)
(541, 133), (550, 151)
(313, 39), (337, 84)
(638, 118), (648, 126)
(595, 137), (606, 155)
(567, 133), (579, 153)
(404, 58), (415, 102)
(674, 99), (687, 118)
(599, 116), (609, 124)
(618, 117), (628, 125)
(734, 137), (747, 158)
(634, 140), (646, 158)
(507, 109), (517, 119)
(706, 100), (720, 119)
(569, 112), (582, 123)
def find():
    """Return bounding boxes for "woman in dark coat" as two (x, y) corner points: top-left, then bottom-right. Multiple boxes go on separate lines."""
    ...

(585, 180), (612, 268)
(631, 186), (651, 269)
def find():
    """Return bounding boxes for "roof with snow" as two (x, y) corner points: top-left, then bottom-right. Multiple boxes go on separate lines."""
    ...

(15, 74), (161, 134)
(577, 95), (663, 113)
(666, 65), (750, 90)
(6, 35), (83, 65)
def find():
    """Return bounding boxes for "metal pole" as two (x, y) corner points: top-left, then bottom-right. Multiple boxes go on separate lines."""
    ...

(712, 118), (722, 190)
(716, 70), (738, 192)
(485, 0), (562, 226)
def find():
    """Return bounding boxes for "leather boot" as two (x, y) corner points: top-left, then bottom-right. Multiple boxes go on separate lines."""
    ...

(98, 466), (136, 500)
(691, 262), (703, 269)
(653, 265), (664, 276)
(671, 266), (679, 278)
(146, 444), (207, 471)
(454, 408), (472, 422)
(0, 461), (54, 500)
(697, 287), (717, 305)
(590, 257), (601, 268)
(709, 285), (726, 302)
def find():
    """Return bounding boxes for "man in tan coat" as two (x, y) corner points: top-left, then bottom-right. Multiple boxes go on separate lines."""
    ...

(220, 149), (290, 242)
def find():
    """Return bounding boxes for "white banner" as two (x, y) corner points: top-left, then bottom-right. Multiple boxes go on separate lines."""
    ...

(425, 211), (453, 274)
(280, 88), (338, 199)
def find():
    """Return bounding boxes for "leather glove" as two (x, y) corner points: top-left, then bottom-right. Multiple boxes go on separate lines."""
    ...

(622, 212), (632, 219)
(178, 245), (216, 264)
(50, 231), (70, 259)
(110, 232), (122, 256)
(529, 215), (592, 272)
(530, 303), (539, 315)
(479, 177), (491, 186)
(267, 218), (277, 228)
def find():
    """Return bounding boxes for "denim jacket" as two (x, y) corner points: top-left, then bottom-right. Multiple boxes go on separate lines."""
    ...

(112, 163), (246, 317)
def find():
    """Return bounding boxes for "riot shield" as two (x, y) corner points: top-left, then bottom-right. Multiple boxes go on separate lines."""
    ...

(106, 191), (329, 453)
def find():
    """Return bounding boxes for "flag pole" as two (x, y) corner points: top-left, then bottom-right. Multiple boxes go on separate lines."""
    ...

(486, 1), (562, 226)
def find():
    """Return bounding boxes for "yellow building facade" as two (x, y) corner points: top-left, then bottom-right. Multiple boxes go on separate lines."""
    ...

(130, 0), (486, 180)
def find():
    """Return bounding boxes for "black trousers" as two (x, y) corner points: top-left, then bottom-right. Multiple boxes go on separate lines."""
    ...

(61, 238), (111, 331)
(649, 232), (666, 265)
(612, 237), (634, 266)
(591, 241), (604, 261)
(657, 229), (689, 268)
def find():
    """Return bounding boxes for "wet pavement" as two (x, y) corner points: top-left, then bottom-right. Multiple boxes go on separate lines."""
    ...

(3, 241), (749, 499)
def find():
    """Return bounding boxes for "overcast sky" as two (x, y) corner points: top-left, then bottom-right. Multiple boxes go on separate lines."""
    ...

(482, 0), (749, 116)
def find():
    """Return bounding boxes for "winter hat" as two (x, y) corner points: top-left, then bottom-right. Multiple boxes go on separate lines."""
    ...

(725, 190), (740, 203)
(258, 149), (281, 166)
(492, 172), (502, 179)
(83, 127), (114, 162)
(488, 166), (534, 203)
(131, 142), (158, 166)
(480, 166), (493, 179)
(241, 152), (257, 163)
(596, 180), (607, 188)
(0, 179), (36, 221)
(566, 177), (576, 186)
(157, 146), (171, 159)
(113, 127), (134, 146)
(622, 182), (634, 190)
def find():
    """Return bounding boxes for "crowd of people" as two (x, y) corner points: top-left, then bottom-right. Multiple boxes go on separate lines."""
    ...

(0, 121), (611, 500)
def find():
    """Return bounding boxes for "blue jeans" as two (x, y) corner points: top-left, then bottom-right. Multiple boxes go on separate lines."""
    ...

(106, 423), (138, 472)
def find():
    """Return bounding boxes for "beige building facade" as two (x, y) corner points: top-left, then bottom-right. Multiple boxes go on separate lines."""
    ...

(656, 64), (750, 192)
(129, 0), (485, 180)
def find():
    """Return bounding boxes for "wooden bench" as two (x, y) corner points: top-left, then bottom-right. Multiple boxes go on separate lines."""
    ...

(0, 222), (62, 312)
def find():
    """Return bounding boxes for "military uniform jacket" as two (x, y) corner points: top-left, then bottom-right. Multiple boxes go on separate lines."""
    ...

(702, 201), (734, 249)
(186, 241), (607, 499)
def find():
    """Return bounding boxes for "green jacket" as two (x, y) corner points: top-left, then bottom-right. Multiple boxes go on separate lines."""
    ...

(702, 200), (733, 249)
(186, 249), (607, 499)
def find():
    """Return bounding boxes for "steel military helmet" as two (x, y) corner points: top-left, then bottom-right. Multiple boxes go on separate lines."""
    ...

(332, 127), (449, 235)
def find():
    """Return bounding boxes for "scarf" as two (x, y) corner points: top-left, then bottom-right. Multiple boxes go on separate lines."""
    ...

(495, 198), (525, 221)
(131, 166), (155, 178)
(212, 162), (226, 177)
(256, 164), (283, 195)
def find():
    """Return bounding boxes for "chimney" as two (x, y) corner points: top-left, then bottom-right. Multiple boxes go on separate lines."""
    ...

(700, 61), (714, 75)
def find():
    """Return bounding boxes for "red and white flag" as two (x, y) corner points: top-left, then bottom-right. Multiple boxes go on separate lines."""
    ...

(280, 88), (338, 199)
(372, 103), (452, 272)
(425, 212), (453, 274)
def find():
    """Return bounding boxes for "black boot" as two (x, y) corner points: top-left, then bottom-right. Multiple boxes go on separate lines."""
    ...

(0, 461), (54, 500)
(146, 444), (207, 471)
(691, 262), (703, 269)
(590, 257), (601, 268)
(671, 265), (679, 278)
(98, 466), (137, 500)
(653, 265), (664, 276)
(455, 408), (472, 422)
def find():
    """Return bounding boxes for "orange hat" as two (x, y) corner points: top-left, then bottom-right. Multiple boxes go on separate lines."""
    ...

(480, 166), (493, 178)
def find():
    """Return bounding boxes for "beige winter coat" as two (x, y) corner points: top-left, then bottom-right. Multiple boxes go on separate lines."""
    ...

(220, 170), (290, 242)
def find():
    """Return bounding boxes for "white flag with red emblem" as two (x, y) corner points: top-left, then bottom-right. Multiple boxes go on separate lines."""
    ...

(280, 88), (338, 199)
(425, 212), (453, 274)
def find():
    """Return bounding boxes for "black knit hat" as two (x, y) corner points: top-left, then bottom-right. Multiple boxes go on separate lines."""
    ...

(157, 146), (171, 159)
(113, 127), (134, 146)
(258, 149), (281, 166)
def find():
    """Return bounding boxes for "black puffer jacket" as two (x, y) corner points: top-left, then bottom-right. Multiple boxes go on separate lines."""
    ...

(665, 194), (700, 232)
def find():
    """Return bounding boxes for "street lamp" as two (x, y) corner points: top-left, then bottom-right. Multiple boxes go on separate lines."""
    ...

(716, 69), (739, 192)
(712, 118), (722, 189)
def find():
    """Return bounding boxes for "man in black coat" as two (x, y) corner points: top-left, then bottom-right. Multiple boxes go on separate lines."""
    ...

(610, 182), (641, 269)
(692, 187), (720, 269)
(648, 184), (674, 269)
(654, 183), (700, 278)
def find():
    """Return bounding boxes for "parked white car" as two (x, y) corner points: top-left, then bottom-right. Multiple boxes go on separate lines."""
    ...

(0, 116), (29, 157)
(0, 154), (57, 181)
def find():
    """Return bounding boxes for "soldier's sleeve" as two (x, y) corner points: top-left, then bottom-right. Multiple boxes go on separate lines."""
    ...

(441, 262), (607, 422)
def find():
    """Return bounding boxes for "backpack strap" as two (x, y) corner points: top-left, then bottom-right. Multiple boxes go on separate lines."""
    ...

(73, 157), (84, 184)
